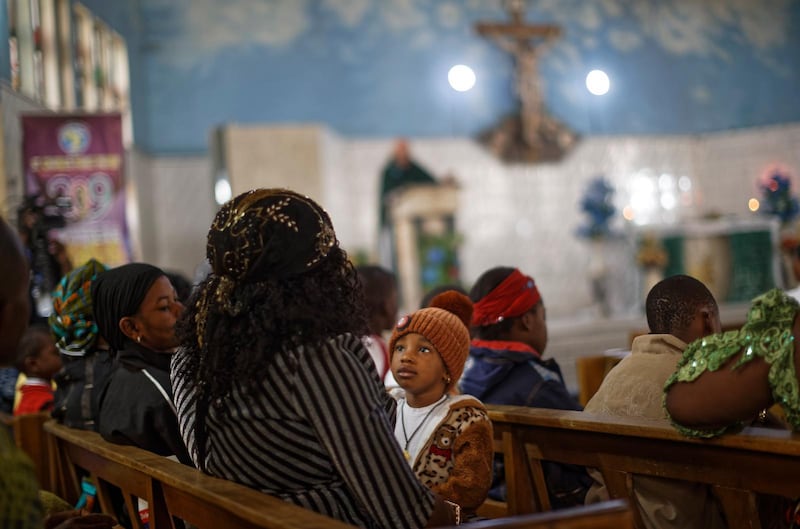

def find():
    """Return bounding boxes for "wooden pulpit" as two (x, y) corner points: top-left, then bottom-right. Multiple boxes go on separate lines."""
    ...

(388, 182), (461, 310)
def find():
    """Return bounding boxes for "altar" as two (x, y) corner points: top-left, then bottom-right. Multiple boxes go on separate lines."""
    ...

(632, 217), (781, 304)
(556, 216), (780, 393)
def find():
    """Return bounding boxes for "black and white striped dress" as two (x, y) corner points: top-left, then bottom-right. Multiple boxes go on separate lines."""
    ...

(171, 333), (434, 529)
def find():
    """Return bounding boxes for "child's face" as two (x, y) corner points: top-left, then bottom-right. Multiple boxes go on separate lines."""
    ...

(391, 333), (448, 404)
(32, 341), (62, 379)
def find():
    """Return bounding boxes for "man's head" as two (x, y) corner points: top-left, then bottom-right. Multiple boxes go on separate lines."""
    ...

(393, 139), (410, 168)
(646, 274), (721, 344)
(0, 217), (30, 366)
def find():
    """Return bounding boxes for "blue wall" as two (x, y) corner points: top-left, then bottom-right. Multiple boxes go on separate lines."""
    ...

(84, 1), (800, 154)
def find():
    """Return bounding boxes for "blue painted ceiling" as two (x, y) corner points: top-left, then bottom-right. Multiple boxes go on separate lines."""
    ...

(79, 0), (800, 154)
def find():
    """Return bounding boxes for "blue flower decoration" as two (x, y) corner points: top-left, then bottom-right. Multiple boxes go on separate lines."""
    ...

(577, 177), (616, 239)
(759, 171), (799, 225)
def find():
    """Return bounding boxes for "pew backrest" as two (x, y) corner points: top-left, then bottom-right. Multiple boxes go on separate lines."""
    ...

(44, 420), (357, 529)
(1, 411), (52, 490)
(466, 499), (633, 529)
(487, 405), (800, 529)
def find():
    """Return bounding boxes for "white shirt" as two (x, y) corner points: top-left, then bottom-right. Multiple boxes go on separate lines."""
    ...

(393, 394), (450, 466)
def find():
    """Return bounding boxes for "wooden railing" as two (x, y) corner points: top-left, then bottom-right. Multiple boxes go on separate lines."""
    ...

(486, 405), (800, 529)
(0, 415), (636, 529)
(45, 420), (357, 529)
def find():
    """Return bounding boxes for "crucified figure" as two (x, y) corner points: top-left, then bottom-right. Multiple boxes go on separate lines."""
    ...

(476, 0), (561, 151)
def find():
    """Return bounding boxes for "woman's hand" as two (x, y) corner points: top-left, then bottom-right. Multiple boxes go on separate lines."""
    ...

(424, 495), (459, 527)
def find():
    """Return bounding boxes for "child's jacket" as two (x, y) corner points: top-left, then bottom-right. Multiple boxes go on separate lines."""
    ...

(408, 394), (493, 514)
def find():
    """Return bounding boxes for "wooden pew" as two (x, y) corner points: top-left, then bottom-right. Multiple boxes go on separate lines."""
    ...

(574, 354), (624, 406)
(0, 411), (53, 490)
(486, 405), (800, 529)
(45, 420), (357, 529)
(44, 417), (638, 529)
(466, 499), (633, 529)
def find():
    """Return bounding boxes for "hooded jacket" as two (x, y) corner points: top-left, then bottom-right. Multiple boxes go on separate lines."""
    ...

(460, 339), (591, 508)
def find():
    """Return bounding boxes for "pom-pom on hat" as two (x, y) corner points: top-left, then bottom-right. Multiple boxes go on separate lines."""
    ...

(389, 290), (473, 391)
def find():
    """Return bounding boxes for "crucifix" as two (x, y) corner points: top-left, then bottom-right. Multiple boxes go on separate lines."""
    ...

(476, 0), (571, 161)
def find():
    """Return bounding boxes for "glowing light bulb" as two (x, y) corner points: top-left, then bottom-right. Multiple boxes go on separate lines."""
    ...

(586, 69), (610, 96)
(448, 65), (476, 92)
(215, 179), (232, 205)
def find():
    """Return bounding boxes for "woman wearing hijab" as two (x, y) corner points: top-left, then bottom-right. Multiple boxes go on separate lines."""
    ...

(172, 189), (457, 528)
(93, 263), (190, 464)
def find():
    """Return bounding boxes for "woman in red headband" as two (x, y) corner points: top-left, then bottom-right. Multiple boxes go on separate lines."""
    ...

(460, 267), (591, 509)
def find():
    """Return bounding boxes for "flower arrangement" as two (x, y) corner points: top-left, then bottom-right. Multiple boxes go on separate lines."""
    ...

(636, 234), (668, 269)
(415, 217), (462, 293)
(759, 168), (799, 225)
(576, 177), (616, 239)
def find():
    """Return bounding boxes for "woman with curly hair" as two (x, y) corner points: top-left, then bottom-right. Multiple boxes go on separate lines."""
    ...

(172, 189), (457, 528)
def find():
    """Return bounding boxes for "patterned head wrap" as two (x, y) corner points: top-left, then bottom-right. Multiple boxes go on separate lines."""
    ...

(91, 263), (167, 352)
(194, 189), (338, 346)
(472, 269), (541, 327)
(49, 258), (108, 355)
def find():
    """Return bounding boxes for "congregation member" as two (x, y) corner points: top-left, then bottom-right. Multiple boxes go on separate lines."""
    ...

(664, 287), (800, 528)
(388, 290), (493, 521)
(14, 324), (61, 415)
(356, 264), (397, 380)
(460, 266), (591, 508)
(0, 217), (115, 529)
(584, 275), (725, 529)
(665, 287), (800, 435)
(172, 188), (458, 528)
(93, 262), (191, 464)
(49, 259), (113, 430)
(420, 284), (468, 310)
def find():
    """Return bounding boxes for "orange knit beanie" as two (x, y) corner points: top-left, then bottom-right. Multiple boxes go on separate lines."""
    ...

(389, 290), (473, 390)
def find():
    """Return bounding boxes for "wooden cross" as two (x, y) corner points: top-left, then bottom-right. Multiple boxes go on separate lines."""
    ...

(476, 0), (562, 153)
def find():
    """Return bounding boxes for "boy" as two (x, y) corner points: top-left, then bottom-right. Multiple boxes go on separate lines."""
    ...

(585, 275), (725, 529)
(356, 265), (398, 380)
(460, 266), (590, 508)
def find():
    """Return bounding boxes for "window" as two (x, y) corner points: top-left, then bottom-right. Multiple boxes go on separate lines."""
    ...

(6, 1), (131, 139)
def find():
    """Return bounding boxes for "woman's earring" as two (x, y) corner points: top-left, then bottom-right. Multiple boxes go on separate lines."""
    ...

(137, 336), (142, 344)
(444, 375), (452, 385)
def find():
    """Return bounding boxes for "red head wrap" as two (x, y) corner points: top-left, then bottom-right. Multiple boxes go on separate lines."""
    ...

(471, 269), (541, 327)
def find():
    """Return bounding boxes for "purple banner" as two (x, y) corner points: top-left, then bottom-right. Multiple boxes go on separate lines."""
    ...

(22, 114), (130, 267)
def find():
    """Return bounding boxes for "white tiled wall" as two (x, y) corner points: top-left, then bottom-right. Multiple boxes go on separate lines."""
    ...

(135, 154), (215, 281)
(133, 122), (800, 390)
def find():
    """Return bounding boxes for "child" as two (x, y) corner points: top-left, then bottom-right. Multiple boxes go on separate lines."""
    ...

(585, 275), (725, 529)
(15, 324), (62, 415)
(356, 265), (398, 380)
(461, 266), (590, 508)
(388, 290), (493, 520)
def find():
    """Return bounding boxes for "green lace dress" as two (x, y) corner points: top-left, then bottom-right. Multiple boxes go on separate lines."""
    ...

(664, 288), (800, 438)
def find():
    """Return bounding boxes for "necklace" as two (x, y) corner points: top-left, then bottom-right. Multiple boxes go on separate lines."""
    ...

(400, 395), (449, 462)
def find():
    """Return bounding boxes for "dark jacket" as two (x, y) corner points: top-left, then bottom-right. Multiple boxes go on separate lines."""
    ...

(460, 340), (591, 509)
(97, 342), (191, 465)
(53, 348), (114, 431)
